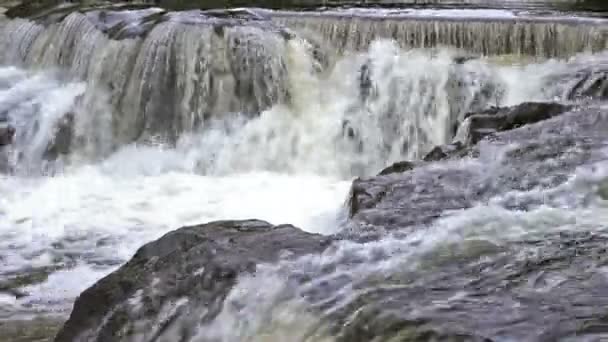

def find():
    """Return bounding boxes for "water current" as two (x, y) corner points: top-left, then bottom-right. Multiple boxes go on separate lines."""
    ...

(0, 2), (607, 340)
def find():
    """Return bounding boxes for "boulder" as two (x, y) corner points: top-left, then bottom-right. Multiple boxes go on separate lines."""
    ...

(54, 220), (331, 342)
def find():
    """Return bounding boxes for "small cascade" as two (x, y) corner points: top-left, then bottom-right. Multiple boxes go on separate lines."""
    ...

(273, 12), (608, 57)
(0, 67), (112, 174)
(0, 9), (293, 145)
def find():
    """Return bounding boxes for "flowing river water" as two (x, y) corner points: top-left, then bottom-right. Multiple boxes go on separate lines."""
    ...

(0, 1), (607, 340)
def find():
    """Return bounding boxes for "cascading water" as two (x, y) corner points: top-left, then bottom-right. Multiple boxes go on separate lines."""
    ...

(1, 3), (608, 340)
(272, 9), (608, 58)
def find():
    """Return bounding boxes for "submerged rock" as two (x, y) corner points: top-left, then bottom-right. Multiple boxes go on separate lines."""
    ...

(54, 220), (330, 342)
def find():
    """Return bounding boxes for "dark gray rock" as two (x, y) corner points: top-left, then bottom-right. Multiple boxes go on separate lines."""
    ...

(366, 102), (572, 213)
(422, 141), (466, 162)
(318, 231), (608, 341)
(371, 102), (570, 195)
(0, 317), (64, 342)
(314, 107), (608, 341)
(0, 122), (14, 172)
(0, 123), (15, 146)
(566, 70), (608, 101)
(545, 58), (608, 102)
(377, 160), (417, 176)
(44, 112), (74, 159)
(54, 219), (331, 342)
(460, 102), (571, 145)
(348, 106), (606, 231)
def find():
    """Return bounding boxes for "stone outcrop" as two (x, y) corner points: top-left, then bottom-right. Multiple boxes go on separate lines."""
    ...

(54, 220), (330, 342)
(349, 105), (604, 231)
(375, 102), (572, 178)
(458, 102), (572, 145)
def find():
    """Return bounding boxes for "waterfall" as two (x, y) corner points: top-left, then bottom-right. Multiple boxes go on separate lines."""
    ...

(0, 6), (606, 176)
(0, 10), (292, 146)
(272, 11), (607, 57)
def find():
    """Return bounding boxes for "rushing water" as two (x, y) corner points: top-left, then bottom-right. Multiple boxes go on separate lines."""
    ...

(0, 3), (608, 340)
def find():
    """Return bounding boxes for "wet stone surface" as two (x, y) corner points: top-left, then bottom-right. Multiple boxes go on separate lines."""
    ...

(348, 107), (607, 233)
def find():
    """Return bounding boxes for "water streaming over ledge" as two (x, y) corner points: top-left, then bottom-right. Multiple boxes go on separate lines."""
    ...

(272, 8), (608, 57)
(0, 3), (607, 338)
(0, 7), (606, 176)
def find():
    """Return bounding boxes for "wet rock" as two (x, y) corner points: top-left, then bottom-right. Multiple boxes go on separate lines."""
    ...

(54, 219), (331, 342)
(348, 106), (606, 228)
(86, 8), (167, 40)
(423, 141), (466, 162)
(0, 123), (15, 146)
(377, 160), (417, 176)
(567, 70), (608, 101)
(4, 0), (69, 19)
(0, 265), (66, 299)
(546, 61), (608, 102)
(358, 60), (374, 102)
(0, 317), (64, 342)
(323, 231), (608, 341)
(459, 102), (571, 145)
(43, 112), (74, 159)
(452, 55), (477, 65)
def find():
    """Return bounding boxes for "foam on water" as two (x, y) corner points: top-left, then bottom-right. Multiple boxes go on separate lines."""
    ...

(0, 159), (350, 313)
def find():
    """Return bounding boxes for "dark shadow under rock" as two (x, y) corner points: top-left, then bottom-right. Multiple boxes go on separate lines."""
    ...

(54, 219), (331, 342)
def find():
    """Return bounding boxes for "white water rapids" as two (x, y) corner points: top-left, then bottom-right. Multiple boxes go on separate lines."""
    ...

(0, 19), (607, 337)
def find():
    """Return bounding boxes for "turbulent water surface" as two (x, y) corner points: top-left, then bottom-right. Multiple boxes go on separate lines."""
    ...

(0, 1), (608, 340)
